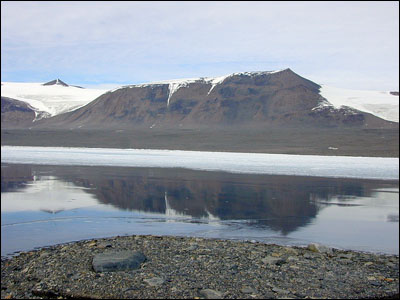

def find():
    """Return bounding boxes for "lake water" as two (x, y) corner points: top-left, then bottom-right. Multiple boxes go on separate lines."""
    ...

(2, 162), (398, 257)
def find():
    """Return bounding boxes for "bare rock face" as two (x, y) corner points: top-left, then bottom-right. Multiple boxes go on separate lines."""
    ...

(1, 97), (36, 128)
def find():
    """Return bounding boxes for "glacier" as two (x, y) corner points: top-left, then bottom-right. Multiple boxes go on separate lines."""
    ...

(319, 85), (399, 123)
(1, 82), (108, 119)
(1, 146), (398, 180)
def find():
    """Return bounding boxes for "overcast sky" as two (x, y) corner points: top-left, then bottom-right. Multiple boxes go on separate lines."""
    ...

(1, 1), (399, 90)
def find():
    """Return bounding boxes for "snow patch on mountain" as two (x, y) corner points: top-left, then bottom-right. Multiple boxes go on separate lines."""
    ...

(164, 78), (199, 107)
(319, 85), (399, 123)
(1, 82), (108, 120)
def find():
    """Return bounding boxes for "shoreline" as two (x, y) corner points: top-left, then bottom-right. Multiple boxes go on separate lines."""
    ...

(1, 235), (399, 299)
(2, 127), (399, 158)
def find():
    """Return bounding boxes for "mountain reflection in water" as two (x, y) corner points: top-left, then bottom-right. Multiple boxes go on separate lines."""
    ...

(2, 164), (397, 236)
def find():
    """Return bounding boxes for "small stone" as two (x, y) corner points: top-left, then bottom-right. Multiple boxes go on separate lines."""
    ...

(199, 289), (223, 299)
(143, 277), (165, 287)
(39, 252), (50, 259)
(123, 287), (137, 292)
(338, 253), (353, 260)
(303, 253), (314, 259)
(272, 287), (290, 294)
(340, 259), (352, 264)
(307, 243), (333, 254)
(386, 262), (396, 268)
(377, 275), (385, 281)
(262, 256), (285, 265)
(287, 256), (298, 262)
(285, 247), (299, 255)
(98, 242), (112, 249)
(241, 286), (257, 294)
(88, 241), (97, 247)
(187, 244), (198, 251)
(370, 281), (381, 287)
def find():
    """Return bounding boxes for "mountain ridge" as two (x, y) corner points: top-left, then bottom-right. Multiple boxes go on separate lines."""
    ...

(31, 68), (398, 130)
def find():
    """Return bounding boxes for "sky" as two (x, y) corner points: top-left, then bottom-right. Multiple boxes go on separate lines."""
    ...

(1, 1), (399, 91)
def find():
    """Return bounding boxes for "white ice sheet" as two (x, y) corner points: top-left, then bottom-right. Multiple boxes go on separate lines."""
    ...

(1, 146), (398, 180)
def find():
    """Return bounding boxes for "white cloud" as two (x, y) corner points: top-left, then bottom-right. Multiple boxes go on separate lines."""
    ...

(1, 1), (399, 90)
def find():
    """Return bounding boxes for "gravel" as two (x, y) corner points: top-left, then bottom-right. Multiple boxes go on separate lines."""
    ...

(1, 235), (399, 299)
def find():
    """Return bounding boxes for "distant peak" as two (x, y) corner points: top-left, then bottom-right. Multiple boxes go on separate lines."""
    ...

(42, 79), (69, 87)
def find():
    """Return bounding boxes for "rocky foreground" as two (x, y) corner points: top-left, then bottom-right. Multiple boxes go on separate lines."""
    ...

(1, 235), (399, 299)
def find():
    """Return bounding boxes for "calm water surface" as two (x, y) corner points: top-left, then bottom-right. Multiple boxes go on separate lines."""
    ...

(1, 163), (399, 257)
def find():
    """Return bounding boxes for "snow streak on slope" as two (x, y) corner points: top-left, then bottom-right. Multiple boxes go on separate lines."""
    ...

(319, 85), (399, 123)
(1, 146), (398, 180)
(1, 82), (108, 119)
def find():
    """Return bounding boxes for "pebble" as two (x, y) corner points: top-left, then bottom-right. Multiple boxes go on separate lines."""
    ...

(307, 243), (333, 254)
(241, 286), (257, 294)
(199, 289), (223, 299)
(1, 235), (398, 299)
(143, 277), (165, 287)
(261, 256), (284, 265)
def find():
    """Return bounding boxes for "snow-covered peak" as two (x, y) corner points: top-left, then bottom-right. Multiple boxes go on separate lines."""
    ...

(1, 81), (108, 120)
(319, 85), (399, 123)
(110, 69), (288, 104)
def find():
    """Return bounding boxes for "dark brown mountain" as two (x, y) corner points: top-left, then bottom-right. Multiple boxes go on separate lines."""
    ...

(1, 96), (36, 128)
(34, 68), (397, 130)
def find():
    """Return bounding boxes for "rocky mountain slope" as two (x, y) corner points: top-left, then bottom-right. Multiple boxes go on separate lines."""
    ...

(31, 69), (398, 129)
(1, 97), (36, 127)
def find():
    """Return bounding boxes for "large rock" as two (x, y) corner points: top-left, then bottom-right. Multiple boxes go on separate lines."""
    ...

(92, 251), (146, 272)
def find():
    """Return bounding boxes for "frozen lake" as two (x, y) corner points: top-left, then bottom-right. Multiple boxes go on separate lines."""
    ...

(1, 146), (399, 180)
